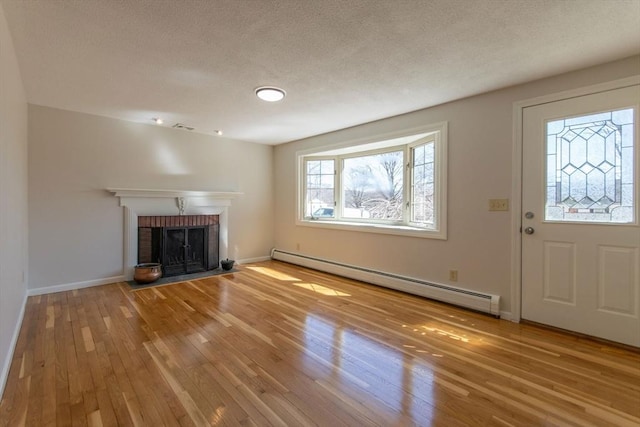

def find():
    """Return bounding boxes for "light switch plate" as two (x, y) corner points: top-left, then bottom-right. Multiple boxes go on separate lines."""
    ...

(489, 199), (509, 211)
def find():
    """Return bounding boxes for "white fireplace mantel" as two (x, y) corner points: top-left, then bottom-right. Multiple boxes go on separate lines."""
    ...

(107, 188), (243, 200)
(107, 188), (243, 280)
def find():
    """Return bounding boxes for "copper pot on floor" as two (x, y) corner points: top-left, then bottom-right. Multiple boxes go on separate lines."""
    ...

(134, 263), (162, 284)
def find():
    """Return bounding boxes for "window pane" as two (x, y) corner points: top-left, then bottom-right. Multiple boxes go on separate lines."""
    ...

(411, 142), (435, 227)
(342, 151), (404, 220)
(305, 159), (335, 217)
(307, 175), (319, 188)
(300, 125), (446, 238)
(307, 161), (319, 174)
(545, 108), (635, 223)
(321, 160), (333, 174)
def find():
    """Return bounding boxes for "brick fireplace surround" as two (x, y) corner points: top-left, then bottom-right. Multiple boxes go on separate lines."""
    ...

(107, 188), (242, 280)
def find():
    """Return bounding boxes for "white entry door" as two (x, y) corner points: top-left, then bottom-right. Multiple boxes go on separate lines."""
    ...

(522, 84), (640, 347)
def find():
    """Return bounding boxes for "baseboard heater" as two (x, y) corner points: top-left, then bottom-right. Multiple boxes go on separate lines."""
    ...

(271, 249), (500, 317)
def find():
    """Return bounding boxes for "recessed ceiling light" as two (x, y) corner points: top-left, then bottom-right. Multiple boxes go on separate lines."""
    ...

(255, 86), (286, 102)
(153, 117), (163, 124)
(214, 130), (223, 136)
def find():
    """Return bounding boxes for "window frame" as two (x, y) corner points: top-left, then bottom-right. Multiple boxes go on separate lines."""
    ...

(303, 156), (336, 220)
(297, 122), (448, 240)
(407, 133), (442, 230)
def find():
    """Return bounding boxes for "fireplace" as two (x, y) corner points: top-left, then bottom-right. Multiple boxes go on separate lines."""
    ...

(107, 188), (242, 281)
(138, 215), (219, 277)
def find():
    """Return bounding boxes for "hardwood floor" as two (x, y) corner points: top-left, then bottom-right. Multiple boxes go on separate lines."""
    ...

(1, 260), (639, 426)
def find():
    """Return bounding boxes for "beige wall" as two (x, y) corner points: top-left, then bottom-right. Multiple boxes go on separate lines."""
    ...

(28, 106), (274, 290)
(274, 55), (640, 316)
(0, 3), (28, 396)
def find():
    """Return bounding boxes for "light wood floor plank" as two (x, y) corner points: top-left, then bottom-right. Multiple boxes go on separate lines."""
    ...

(2, 260), (639, 426)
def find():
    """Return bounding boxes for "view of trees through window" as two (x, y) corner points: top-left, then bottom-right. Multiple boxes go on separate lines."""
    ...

(301, 126), (445, 234)
(343, 150), (404, 220)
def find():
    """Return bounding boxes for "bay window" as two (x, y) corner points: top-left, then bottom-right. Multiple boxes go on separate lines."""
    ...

(299, 123), (447, 239)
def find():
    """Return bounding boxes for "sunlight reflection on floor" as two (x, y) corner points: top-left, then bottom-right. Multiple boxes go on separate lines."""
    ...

(292, 282), (351, 296)
(246, 266), (350, 296)
(401, 323), (471, 344)
(245, 266), (301, 281)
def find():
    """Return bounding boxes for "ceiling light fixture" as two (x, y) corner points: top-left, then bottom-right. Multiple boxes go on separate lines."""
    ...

(214, 130), (223, 136)
(153, 117), (163, 124)
(255, 86), (286, 102)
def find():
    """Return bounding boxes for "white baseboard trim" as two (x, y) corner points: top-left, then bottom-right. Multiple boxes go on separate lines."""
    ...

(271, 249), (501, 316)
(27, 275), (126, 296)
(0, 292), (28, 400)
(25, 256), (275, 297)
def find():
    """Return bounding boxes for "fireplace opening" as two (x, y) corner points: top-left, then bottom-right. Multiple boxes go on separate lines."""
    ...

(138, 215), (219, 278)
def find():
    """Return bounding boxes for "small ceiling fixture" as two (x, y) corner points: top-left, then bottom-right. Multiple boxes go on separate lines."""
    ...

(152, 117), (163, 124)
(255, 86), (286, 102)
(214, 130), (223, 136)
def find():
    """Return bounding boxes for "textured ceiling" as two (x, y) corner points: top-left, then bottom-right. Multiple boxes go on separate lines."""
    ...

(2, 0), (640, 145)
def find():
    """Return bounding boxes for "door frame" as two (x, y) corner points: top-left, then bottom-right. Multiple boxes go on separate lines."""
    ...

(510, 75), (640, 322)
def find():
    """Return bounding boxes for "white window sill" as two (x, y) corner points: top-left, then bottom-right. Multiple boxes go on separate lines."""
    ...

(296, 219), (446, 240)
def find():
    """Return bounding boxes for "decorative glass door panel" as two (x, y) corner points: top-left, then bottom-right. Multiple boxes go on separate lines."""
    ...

(546, 108), (635, 223)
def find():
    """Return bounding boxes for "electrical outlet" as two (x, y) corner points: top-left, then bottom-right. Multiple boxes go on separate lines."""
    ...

(296, 243), (300, 251)
(449, 269), (458, 282)
(489, 198), (509, 211)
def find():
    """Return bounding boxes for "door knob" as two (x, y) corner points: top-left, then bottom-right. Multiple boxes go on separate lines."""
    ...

(524, 227), (535, 235)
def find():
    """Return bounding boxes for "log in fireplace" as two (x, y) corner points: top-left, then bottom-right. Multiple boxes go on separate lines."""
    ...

(138, 215), (219, 277)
